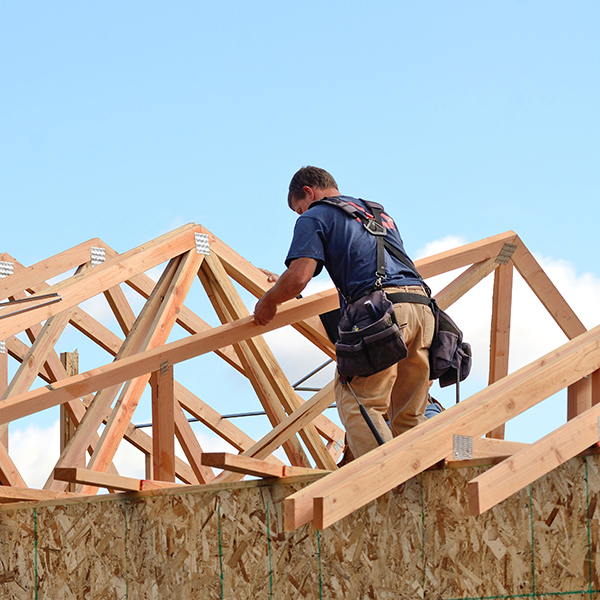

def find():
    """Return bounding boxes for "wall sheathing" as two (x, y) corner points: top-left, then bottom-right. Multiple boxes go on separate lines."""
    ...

(1, 454), (600, 600)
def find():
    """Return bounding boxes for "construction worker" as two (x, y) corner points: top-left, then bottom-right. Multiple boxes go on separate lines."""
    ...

(254, 166), (434, 460)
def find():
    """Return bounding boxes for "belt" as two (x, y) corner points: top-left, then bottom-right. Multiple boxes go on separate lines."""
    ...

(386, 291), (433, 307)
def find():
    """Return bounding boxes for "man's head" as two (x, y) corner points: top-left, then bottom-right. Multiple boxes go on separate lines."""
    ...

(287, 166), (340, 214)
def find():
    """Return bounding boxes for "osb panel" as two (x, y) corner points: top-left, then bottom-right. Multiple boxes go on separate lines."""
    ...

(0, 508), (35, 600)
(422, 466), (532, 600)
(35, 502), (127, 600)
(2, 456), (600, 599)
(532, 456), (592, 596)
(125, 490), (222, 599)
(584, 454), (600, 595)
(319, 477), (424, 600)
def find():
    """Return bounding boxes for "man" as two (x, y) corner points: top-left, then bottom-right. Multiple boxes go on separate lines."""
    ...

(254, 166), (434, 459)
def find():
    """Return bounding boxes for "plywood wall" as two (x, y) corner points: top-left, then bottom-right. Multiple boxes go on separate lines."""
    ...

(1, 454), (600, 599)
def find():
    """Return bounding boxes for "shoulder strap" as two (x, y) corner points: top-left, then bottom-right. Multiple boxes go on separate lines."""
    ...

(310, 197), (429, 292)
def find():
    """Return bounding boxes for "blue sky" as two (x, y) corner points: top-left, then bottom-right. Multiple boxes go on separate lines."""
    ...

(1, 2), (599, 484)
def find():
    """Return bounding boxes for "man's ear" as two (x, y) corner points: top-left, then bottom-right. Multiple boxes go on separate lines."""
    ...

(302, 186), (315, 200)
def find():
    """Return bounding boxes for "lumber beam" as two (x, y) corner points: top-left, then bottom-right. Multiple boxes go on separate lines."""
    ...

(0, 343), (7, 450)
(0, 239), (100, 301)
(214, 380), (336, 483)
(54, 467), (186, 493)
(80, 249), (204, 493)
(173, 404), (215, 484)
(468, 394), (600, 515)
(487, 263), (514, 439)
(202, 453), (329, 479)
(414, 231), (519, 279)
(511, 238), (586, 340)
(435, 257), (499, 311)
(151, 365), (176, 483)
(201, 253), (337, 470)
(0, 290), (339, 426)
(284, 322), (600, 531)
(48, 257), (185, 492)
(0, 224), (201, 340)
(208, 233), (336, 358)
(567, 377), (593, 421)
(199, 257), (311, 468)
(0, 486), (86, 503)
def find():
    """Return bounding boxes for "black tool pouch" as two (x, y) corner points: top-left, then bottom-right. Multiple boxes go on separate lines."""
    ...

(428, 299), (473, 387)
(335, 290), (408, 378)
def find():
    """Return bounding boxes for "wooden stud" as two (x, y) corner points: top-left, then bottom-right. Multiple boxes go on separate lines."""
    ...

(54, 467), (186, 493)
(150, 365), (176, 483)
(215, 381), (336, 484)
(0, 341), (7, 450)
(435, 258), (499, 311)
(487, 263), (514, 439)
(593, 369), (600, 407)
(59, 352), (84, 492)
(511, 239), (586, 340)
(567, 376), (593, 421)
(173, 405), (214, 484)
(201, 453), (329, 479)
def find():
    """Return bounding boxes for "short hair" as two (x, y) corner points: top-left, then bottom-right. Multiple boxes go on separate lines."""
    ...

(287, 166), (339, 207)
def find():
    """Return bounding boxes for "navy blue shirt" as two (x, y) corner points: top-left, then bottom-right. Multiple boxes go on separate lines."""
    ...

(285, 196), (423, 304)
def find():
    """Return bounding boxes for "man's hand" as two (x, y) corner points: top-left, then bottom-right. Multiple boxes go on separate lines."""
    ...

(254, 294), (277, 326)
(253, 257), (317, 326)
(258, 268), (279, 286)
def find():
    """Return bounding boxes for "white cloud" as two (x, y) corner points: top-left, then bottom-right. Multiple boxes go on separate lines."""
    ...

(10, 420), (61, 489)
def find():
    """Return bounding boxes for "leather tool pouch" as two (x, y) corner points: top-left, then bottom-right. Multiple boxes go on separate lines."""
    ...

(335, 290), (408, 378)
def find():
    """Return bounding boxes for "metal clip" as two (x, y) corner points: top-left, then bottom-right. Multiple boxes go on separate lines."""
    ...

(195, 233), (210, 255)
(0, 341), (5, 354)
(363, 220), (387, 236)
(495, 243), (517, 265)
(0, 261), (14, 278)
(453, 435), (473, 460)
(160, 360), (169, 376)
(91, 247), (106, 267)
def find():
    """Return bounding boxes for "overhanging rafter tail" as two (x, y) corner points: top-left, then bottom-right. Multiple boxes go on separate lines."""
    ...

(284, 323), (600, 531)
(468, 376), (600, 515)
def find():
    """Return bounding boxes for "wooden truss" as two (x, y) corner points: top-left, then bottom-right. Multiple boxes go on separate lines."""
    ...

(0, 225), (598, 531)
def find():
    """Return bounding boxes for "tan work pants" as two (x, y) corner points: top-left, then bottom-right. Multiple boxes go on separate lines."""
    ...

(335, 286), (435, 458)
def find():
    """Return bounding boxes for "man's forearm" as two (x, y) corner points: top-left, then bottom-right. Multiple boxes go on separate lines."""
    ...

(254, 258), (317, 325)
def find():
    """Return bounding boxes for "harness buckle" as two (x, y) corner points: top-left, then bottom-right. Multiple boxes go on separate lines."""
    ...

(363, 220), (387, 236)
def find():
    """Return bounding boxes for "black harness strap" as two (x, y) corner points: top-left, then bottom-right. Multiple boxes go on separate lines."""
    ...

(310, 196), (430, 294)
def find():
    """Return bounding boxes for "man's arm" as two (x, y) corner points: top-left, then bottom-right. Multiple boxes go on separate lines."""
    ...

(254, 257), (318, 326)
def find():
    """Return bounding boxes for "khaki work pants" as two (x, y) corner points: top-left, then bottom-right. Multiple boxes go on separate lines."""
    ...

(335, 286), (435, 458)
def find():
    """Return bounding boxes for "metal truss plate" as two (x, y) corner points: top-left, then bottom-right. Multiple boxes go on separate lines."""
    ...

(453, 434), (473, 460)
(495, 243), (518, 265)
(160, 360), (169, 376)
(0, 340), (5, 354)
(91, 247), (106, 267)
(0, 261), (14, 278)
(195, 233), (210, 255)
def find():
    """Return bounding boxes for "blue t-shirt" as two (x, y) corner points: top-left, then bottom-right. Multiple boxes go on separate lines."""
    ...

(285, 196), (423, 303)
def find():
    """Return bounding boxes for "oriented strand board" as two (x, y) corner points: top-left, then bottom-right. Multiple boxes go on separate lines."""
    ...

(423, 466), (532, 599)
(36, 502), (127, 600)
(2, 457), (600, 599)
